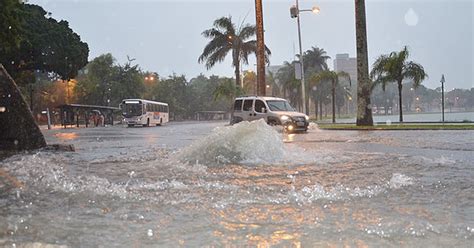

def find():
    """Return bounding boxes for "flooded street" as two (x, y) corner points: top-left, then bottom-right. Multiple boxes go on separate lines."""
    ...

(1, 121), (473, 247)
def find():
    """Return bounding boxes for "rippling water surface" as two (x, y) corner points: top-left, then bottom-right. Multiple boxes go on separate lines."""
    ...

(1, 120), (473, 247)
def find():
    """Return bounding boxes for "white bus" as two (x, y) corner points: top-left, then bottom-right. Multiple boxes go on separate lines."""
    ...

(120, 99), (169, 127)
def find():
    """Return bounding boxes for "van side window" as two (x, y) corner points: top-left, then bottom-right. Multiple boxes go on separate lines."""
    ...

(255, 100), (266, 113)
(234, 100), (243, 111)
(243, 99), (253, 111)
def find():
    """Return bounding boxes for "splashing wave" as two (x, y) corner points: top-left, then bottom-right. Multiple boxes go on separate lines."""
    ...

(177, 119), (286, 165)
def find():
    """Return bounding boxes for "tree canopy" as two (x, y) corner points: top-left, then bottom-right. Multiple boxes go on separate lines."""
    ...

(0, 3), (89, 81)
(199, 16), (271, 86)
(370, 46), (427, 122)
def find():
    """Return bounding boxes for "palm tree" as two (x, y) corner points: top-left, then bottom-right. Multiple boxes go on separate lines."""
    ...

(276, 61), (300, 108)
(355, 0), (374, 126)
(312, 70), (351, 123)
(303, 46), (330, 73)
(302, 46), (330, 115)
(198, 16), (271, 87)
(370, 46), (427, 122)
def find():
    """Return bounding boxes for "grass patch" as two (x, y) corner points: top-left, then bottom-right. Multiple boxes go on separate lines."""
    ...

(317, 123), (474, 130)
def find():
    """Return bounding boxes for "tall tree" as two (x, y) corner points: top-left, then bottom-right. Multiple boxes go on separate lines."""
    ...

(312, 70), (351, 123)
(355, 0), (374, 126)
(302, 46), (330, 115)
(1, 4), (88, 80)
(303, 46), (330, 73)
(198, 16), (271, 87)
(370, 46), (427, 122)
(276, 61), (300, 108)
(0, 0), (23, 55)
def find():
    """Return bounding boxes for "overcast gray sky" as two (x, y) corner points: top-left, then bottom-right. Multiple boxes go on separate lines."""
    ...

(30, 0), (473, 90)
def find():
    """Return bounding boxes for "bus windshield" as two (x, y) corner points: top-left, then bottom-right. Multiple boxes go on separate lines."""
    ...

(122, 103), (142, 117)
(267, 100), (295, 112)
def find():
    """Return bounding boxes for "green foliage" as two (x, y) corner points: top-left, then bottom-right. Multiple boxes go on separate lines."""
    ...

(275, 61), (300, 107)
(213, 78), (244, 102)
(0, 3), (89, 81)
(74, 54), (144, 107)
(0, 0), (23, 53)
(199, 16), (271, 86)
(311, 70), (351, 123)
(370, 46), (427, 122)
(302, 47), (330, 76)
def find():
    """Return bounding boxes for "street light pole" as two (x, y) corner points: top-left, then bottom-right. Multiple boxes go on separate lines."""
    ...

(441, 74), (445, 123)
(295, 0), (306, 114)
(290, 1), (319, 115)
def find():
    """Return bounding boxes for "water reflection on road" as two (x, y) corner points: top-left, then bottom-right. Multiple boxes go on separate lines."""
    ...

(1, 120), (473, 247)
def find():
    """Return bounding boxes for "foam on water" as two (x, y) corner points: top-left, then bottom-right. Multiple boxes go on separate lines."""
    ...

(177, 119), (286, 165)
(389, 173), (414, 189)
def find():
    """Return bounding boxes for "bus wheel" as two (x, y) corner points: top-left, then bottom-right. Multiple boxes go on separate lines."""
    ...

(143, 119), (149, 127)
(157, 118), (162, 126)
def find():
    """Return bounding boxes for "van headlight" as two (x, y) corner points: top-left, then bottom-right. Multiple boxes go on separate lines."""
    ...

(280, 115), (290, 121)
(305, 115), (309, 121)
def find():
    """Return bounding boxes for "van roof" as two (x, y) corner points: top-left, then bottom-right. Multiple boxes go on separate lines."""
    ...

(234, 96), (287, 101)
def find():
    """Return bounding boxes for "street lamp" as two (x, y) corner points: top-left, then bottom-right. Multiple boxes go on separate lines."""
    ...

(441, 74), (445, 123)
(290, 0), (320, 115)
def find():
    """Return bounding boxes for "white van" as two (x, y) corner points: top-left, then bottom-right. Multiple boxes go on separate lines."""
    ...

(230, 96), (309, 132)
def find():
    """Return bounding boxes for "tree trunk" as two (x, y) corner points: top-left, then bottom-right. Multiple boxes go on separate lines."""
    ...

(355, 0), (374, 126)
(234, 57), (241, 87)
(0, 64), (47, 151)
(398, 81), (403, 122)
(319, 99), (323, 120)
(332, 80), (336, 123)
(314, 99), (318, 120)
(255, 0), (266, 96)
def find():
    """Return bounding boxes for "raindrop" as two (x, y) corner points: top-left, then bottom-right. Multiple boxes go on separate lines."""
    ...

(8, 94), (11, 98)
(11, 61), (15, 64)
(147, 229), (153, 237)
(405, 8), (419, 26)
(8, 26), (12, 30)
(14, 140), (19, 146)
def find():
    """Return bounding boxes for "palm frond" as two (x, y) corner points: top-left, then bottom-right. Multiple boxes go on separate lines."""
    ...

(213, 16), (235, 35)
(404, 61), (427, 88)
(198, 35), (229, 63)
(204, 46), (231, 70)
(238, 24), (256, 40)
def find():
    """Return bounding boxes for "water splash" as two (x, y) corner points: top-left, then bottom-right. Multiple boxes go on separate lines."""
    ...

(389, 173), (414, 189)
(177, 119), (285, 165)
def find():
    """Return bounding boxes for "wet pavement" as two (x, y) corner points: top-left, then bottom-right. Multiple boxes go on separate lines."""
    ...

(1, 120), (473, 247)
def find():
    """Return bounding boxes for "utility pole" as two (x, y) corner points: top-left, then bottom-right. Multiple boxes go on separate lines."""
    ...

(255, 0), (266, 96)
(441, 74), (445, 123)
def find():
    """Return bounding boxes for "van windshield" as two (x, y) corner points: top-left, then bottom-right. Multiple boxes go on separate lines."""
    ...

(267, 100), (295, 112)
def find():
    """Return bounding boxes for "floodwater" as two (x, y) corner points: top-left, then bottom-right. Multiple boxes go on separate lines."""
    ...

(1, 120), (473, 247)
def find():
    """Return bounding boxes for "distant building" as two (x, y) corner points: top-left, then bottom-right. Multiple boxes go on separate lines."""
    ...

(333, 54), (357, 85)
